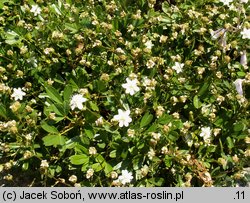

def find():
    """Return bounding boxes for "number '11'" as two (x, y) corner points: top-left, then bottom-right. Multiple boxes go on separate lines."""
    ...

(236, 191), (244, 199)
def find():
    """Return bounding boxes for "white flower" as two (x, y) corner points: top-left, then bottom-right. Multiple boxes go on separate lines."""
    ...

(113, 109), (132, 127)
(219, 32), (227, 48)
(40, 160), (49, 168)
(68, 175), (77, 183)
(118, 170), (133, 185)
(219, 0), (233, 6)
(145, 40), (154, 49)
(95, 117), (104, 126)
(127, 129), (135, 138)
(11, 87), (26, 101)
(210, 28), (226, 40)
(147, 148), (155, 160)
(240, 50), (247, 66)
(122, 78), (140, 95)
(27, 57), (37, 67)
(241, 28), (250, 39)
(86, 168), (94, 179)
(116, 47), (125, 54)
(152, 132), (161, 141)
(25, 133), (32, 141)
(146, 59), (155, 69)
(172, 62), (184, 73)
(70, 94), (87, 110)
(161, 146), (168, 154)
(89, 147), (97, 155)
(240, 0), (248, 3)
(200, 127), (212, 142)
(233, 79), (244, 95)
(30, 5), (41, 16)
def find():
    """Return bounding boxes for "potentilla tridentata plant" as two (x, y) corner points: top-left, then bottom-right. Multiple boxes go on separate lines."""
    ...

(0, 0), (249, 187)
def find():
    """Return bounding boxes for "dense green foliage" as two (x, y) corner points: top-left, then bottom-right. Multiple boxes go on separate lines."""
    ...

(0, 0), (249, 186)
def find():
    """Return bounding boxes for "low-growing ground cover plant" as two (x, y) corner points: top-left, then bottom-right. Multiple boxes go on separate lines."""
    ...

(0, 0), (249, 186)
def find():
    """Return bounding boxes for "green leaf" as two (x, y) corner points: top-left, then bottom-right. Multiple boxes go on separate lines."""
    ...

(233, 122), (245, 132)
(41, 121), (59, 134)
(0, 0), (12, 9)
(64, 23), (78, 33)
(146, 123), (158, 133)
(113, 162), (122, 170)
(103, 124), (119, 134)
(22, 162), (29, 171)
(63, 101), (70, 116)
(49, 102), (69, 117)
(42, 134), (66, 146)
(69, 154), (89, 165)
(104, 163), (113, 175)
(140, 112), (154, 128)
(121, 149), (128, 159)
(63, 85), (73, 102)
(214, 117), (224, 127)
(193, 95), (202, 109)
(162, 2), (170, 14)
(89, 101), (99, 111)
(50, 4), (62, 15)
(84, 128), (94, 139)
(132, 155), (144, 170)
(84, 109), (99, 123)
(52, 104), (65, 116)
(172, 120), (183, 129)
(168, 131), (180, 141)
(226, 137), (234, 149)
(64, 136), (79, 149)
(157, 114), (172, 124)
(45, 86), (63, 104)
(95, 154), (105, 164)
(97, 143), (106, 149)
(92, 163), (103, 172)
(81, 164), (88, 172)
(237, 72), (246, 77)
(148, 177), (164, 186)
(109, 150), (116, 158)
(4, 30), (22, 45)
(164, 155), (173, 168)
(198, 82), (210, 96)
(94, 80), (106, 92)
(0, 105), (7, 119)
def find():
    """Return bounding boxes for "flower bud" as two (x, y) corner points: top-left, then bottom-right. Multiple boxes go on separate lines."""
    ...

(69, 175), (78, 184)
